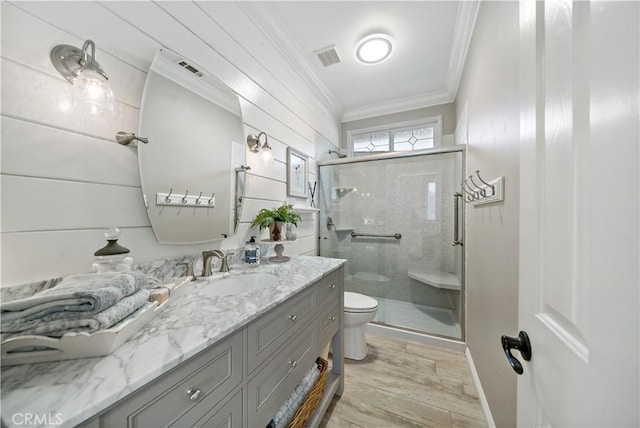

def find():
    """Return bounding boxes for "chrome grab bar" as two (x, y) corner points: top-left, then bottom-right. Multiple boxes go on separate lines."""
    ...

(350, 231), (401, 240)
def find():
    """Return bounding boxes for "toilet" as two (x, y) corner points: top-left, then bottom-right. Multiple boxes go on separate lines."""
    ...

(343, 291), (379, 360)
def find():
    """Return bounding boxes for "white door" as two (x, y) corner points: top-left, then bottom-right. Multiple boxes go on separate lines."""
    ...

(516, 1), (639, 426)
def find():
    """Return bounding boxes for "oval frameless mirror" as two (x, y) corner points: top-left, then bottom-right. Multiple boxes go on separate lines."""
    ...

(138, 48), (246, 244)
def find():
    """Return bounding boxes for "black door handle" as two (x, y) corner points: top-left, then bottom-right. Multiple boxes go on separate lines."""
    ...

(501, 331), (532, 375)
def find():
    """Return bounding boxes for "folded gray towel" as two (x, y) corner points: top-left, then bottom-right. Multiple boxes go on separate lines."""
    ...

(1, 288), (150, 338)
(1, 272), (147, 324)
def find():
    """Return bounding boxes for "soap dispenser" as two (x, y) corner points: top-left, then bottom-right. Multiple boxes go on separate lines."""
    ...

(244, 236), (260, 265)
(93, 227), (134, 273)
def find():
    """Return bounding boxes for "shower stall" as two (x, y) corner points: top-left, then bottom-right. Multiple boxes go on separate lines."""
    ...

(318, 147), (465, 342)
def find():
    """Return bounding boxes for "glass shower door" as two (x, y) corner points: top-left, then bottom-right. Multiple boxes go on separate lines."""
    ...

(318, 151), (464, 340)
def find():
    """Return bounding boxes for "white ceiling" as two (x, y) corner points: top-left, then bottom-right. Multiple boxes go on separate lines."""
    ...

(244, 1), (479, 122)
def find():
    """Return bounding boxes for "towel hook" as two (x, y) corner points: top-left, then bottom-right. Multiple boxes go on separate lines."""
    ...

(460, 183), (477, 202)
(165, 188), (173, 203)
(475, 170), (495, 193)
(208, 192), (215, 206)
(195, 192), (203, 205)
(182, 190), (189, 204)
(468, 175), (487, 197)
(463, 180), (480, 200)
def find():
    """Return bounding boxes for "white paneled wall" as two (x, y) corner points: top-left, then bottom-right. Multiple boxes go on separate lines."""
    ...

(1, 1), (340, 287)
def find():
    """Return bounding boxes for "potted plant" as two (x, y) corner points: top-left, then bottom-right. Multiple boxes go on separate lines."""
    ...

(250, 204), (301, 241)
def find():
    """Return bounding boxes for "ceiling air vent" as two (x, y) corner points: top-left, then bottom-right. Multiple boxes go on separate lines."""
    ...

(177, 60), (204, 77)
(314, 45), (341, 67)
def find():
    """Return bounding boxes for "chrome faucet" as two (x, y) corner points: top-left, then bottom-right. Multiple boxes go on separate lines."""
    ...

(202, 250), (233, 276)
(176, 261), (196, 280)
(202, 251), (217, 277)
(213, 250), (233, 273)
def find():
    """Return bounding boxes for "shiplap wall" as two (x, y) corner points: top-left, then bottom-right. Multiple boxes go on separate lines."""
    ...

(1, 1), (340, 287)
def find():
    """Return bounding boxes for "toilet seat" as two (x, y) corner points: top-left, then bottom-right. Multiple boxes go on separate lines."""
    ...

(344, 291), (378, 313)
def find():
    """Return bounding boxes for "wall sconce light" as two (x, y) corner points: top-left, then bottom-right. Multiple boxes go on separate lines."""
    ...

(247, 132), (273, 161)
(50, 39), (115, 114)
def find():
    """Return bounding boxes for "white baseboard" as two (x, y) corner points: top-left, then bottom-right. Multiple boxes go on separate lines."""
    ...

(465, 348), (496, 428)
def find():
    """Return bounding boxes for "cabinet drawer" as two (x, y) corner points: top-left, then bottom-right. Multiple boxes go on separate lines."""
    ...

(100, 331), (242, 428)
(318, 296), (340, 348)
(190, 389), (243, 428)
(316, 269), (341, 310)
(247, 323), (317, 428)
(247, 286), (314, 373)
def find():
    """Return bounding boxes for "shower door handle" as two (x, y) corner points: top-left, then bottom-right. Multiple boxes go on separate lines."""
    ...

(452, 192), (463, 246)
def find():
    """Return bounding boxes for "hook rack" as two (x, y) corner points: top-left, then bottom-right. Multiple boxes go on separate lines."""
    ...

(462, 171), (504, 206)
(156, 190), (215, 208)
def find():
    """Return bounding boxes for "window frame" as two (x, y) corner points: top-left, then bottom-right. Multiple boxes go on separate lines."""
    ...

(346, 115), (443, 157)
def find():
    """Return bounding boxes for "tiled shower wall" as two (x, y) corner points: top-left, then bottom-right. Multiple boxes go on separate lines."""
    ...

(320, 152), (462, 309)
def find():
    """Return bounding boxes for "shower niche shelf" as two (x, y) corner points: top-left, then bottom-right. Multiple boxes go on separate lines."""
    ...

(407, 269), (460, 291)
(291, 204), (319, 213)
(333, 187), (356, 197)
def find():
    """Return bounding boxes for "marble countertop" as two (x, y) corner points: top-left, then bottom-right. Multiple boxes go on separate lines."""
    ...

(1, 256), (345, 428)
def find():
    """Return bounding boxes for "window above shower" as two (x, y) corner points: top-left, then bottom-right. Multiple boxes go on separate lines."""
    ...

(348, 116), (443, 157)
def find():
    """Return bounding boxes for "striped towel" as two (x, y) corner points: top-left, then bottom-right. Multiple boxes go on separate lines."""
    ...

(1, 288), (150, 338)
(1, 272), (147, 323)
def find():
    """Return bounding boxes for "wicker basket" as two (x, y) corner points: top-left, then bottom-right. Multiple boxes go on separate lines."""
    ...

(287, 357), (329, 428)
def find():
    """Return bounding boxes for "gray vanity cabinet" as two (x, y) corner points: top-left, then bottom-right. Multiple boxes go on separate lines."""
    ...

(315, 269), (341, 307)
(98, 331), (243, 428)
(246, 286), (315, 375)
(315, 269), (341, 345)
(190, 390), (243, 428)
(85, 266), (344, 428)
(247, 322), (317, 427)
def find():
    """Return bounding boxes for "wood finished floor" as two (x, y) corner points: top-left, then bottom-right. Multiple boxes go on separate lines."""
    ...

(319, 335), (486, 428)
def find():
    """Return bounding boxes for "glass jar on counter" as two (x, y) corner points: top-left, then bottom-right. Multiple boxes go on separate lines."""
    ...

(92, 227), (133, 273)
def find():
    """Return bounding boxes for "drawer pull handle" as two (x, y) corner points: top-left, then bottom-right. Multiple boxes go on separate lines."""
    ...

(288, 360), (297, 367)
(288, 314), (297, 322)
(186, 387), (201, 401)
(329, 284), (336, 289)
(329, 316), (336, 321)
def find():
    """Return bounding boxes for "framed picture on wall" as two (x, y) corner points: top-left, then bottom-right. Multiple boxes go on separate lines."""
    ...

(287, 147), (308, 198)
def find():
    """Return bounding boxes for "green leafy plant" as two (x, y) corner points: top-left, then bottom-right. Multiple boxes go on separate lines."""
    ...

(250, 204), (302, 230)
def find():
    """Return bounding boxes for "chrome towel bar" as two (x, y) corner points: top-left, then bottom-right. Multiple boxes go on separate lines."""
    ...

(350, 232), (401, 240)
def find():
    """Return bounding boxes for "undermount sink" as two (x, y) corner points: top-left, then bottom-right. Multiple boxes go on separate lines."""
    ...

(197, 273), (278, 297)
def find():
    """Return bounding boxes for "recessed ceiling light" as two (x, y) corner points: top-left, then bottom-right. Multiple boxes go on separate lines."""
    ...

(355, 33), (394, 65)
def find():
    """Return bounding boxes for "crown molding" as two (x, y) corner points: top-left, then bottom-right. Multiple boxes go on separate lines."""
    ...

(342, 90), (453, 123)
(446, 0), (481, 100)
(342, 1), (479, 123)
(238, 1), (479, 125)
(238, 2), (344, 121)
